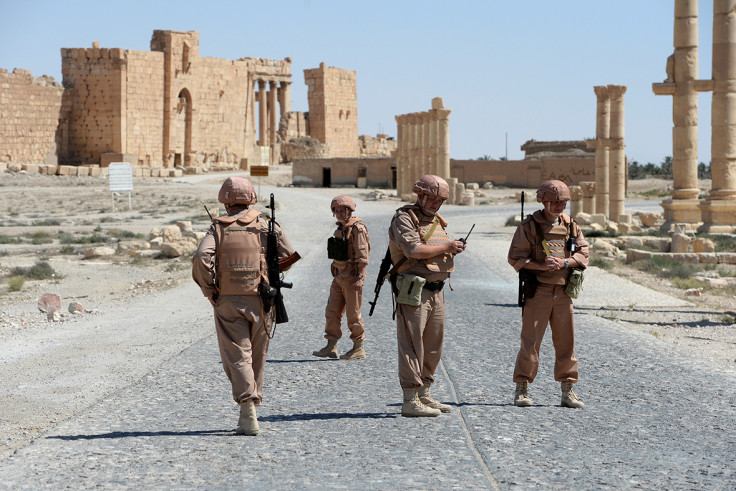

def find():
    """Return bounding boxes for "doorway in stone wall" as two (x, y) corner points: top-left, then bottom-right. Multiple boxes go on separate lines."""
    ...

(390, 166), (397, 188)
(322, 168), (331, 187)
(175, 89), (193, 166)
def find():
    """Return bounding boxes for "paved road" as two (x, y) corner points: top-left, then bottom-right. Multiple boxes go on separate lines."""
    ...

(1, 185), (734, 489)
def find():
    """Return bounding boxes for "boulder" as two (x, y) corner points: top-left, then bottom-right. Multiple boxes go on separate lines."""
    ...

(68, 302), (84, 314)
(160, 240), (198, 258)
(84, 246), (116, 259)
(38, 293), (61, 313)
(692, 238), (715, 253)
(638, 212), (661, 227)
(670, 233), (691, 253)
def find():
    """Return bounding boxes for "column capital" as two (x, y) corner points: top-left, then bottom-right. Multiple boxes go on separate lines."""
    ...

(257, 79), (266, 89)
(607, 84), (627, 98)
(594, 85), (610, 99)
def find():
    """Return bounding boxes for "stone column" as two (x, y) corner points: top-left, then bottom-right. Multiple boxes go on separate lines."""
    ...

(569, 185), (583, 219)
(580, 181), (596, 215)
(268, 80), (278, 147)
(608, 85), (627, 223)
(593, 86), (611, 218)
(653, 0), (702, 229)
(436, 105), (451, 179)
(279, 81), (291, 114)
(699, 0), (736, 232)
(257, 80), (267, 147)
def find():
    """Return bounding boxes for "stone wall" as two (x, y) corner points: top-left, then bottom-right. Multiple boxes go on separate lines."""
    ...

(359, 134), (397, 157)
(304, 63), (359, 157)
(450, 156), (595, 188)
(292, 157), (395, 187)
(0, 68), (63, 164)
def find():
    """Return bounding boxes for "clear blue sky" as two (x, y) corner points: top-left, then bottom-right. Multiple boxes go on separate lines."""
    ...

(0, 0), (719, 165)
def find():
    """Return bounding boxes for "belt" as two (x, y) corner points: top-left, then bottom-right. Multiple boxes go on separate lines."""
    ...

(424, 280), (445, 292)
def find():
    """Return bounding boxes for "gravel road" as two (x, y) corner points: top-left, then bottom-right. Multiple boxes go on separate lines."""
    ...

(0, 176), (734, 489)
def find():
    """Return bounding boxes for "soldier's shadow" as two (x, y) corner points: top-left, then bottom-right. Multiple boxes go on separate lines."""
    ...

(260, 412), (398, 422)
(49, 429), (232, 440)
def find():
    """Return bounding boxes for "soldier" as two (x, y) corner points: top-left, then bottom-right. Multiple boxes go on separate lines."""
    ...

(388, 175), (466, 417)
(508, 179), (589, 409)
(192, 177), (300, 435)
(313, 196), (371, 360)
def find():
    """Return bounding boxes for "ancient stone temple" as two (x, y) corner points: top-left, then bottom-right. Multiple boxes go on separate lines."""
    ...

(59, 30), (292, 171)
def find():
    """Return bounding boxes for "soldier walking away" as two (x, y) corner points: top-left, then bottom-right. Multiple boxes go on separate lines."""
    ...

(508, 180), (589, 409)
(192, 177), (300, 435)
(313, 196), (371, 360)
(388, 175), (466, 417)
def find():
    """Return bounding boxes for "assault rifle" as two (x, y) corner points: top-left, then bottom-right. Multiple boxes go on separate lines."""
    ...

(368, 247), (393, 317)
(261, 193), (292, 324)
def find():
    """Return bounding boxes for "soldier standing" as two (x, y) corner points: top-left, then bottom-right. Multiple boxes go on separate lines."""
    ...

(313, 195), (371, 360)
(388, 175), (466, 417)
(508, 180), (589, 409)
(192, 177), (300, 435)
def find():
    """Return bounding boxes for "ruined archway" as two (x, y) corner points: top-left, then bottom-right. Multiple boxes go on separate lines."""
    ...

(173, 88), (192, 166)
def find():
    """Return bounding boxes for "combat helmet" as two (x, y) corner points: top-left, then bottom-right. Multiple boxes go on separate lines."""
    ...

(413, 175), (450, 200)
(331, 195), (356, 212)
(536, 180), (571, 202)
(218, 177), (257, 205)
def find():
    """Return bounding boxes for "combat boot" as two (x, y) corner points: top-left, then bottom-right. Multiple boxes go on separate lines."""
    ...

(401, 389), (441, 417)
(514, 382), (533, 407)
(340, 339), (366, 360)
(418, 385), (451, 413)
(236, 400), (259, 436)
(561, 381), (585, 409)
(312, 339), (338, 358)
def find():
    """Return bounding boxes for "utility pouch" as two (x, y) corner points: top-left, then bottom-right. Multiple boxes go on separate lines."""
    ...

(395, 274), (426, 306)
(518, 269), (539, 307)
(565, 268), (584, 299)
(327, 236), (349, 261)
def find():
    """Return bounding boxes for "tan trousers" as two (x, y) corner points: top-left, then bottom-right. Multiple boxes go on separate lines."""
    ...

(396, 288), (445, 389)
(213, 295), (271, 405)
(324, 276), (365, 342)
(513, 283), (579, 383)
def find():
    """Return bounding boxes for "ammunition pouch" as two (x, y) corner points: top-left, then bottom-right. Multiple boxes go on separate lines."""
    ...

(565, 268), (584, 299)
(518, 269), (539, 307)
(327, 236), (349, 261)
(395, 274), (426, 306)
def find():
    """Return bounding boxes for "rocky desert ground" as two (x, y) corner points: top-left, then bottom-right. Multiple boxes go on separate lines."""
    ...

(1, 167), (735, 460)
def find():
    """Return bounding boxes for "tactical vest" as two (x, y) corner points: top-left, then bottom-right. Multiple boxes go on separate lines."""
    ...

(389, 205), (455, 274)
(213, 209), (268, 296)
(531, 213), (570, 286)
(328, 218), (370, 266)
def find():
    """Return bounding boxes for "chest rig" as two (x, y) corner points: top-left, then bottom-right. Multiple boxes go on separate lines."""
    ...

(213, 209), (268, 295)
(389, 205), (455, 274)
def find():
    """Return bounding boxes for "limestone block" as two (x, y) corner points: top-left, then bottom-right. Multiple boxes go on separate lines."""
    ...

(622, 237), (644, 248)
(626, 249), (652, 263)
(22, 164), (39, 173)
(160, 240), (198, 258)
(162, 225), (182, 242)
(692, 238), (715, 253)
(667, 253), (700, 264)
(466, 183), (479, 190)
(618, 223), (632, 234)
(483, 181), (494, 189)
(76, 166), (89, 177)
(456, 183), (465, 198)
(84, 246), (116, 259)
(8, 163), (22, 172)
(117, 240), (151, 252)
(638, 212), (660, 227)
(0, 163), (7, 171)
(590, 214), (607, 226)
(592, 239), (620, 257)
(575, 212), (592, 225)
(460, 191), (475, 206)
(671, 233), (691, 253)
(606, 222), (619, 234)
(643, 238), (671, 252)
(629, 225), (643, 233)
(589, 223), (604, 231)
(57, 165), (74, 176)
(717, 252), (736, 264)
(697, 253), (718, 264)
(148, 228), (162, 240)
(618, 213), (632, 225)
(149, 237), (164, 247)
(176, 221), (193, 233)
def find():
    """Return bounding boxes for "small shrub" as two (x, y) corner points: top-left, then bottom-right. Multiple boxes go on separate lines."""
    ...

(60, 245), (76, 254)
(108, 229), (143, 240)
(505, 215), (520, 227)
(8, 276), (25, 292)
(30, 231), (53, 245)
(0, 235), (21, 244)
(27, 261), (62, 280)
(635, 257), (700, 279)
(671, 277), (707, 290)
(590, 256), (613, 270)
(33, 219), (61, 226)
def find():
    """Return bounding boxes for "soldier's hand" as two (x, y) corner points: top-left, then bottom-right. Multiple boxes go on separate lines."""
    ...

(448, 240), (466, 254)
(353, 279), (363, 291)
(544, 256), (563, 271)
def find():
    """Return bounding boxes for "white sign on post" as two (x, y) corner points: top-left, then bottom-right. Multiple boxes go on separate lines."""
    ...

(108, 162), (133, 211)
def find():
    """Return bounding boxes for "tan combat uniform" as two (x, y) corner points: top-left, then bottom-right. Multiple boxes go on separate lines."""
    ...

(508, 210), (589, 383)
(192, 208), (297, 406)
(324, 217), (370, 342)
(388, 205), (454, 389)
